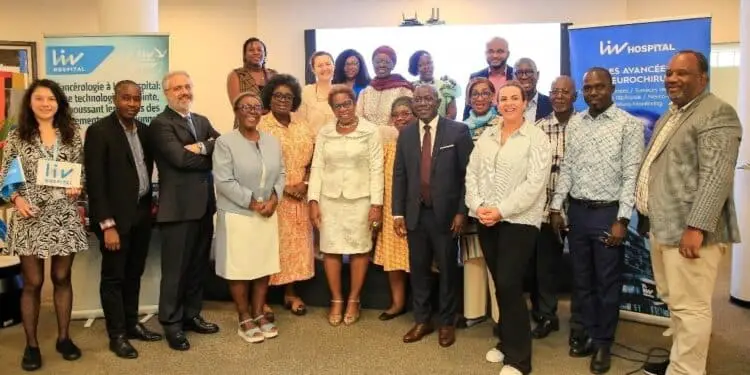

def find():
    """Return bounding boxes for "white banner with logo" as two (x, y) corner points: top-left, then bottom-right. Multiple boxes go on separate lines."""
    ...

(43, 34), (169, 321)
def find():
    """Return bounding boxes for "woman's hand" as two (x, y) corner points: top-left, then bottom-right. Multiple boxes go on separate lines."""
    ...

(309, 201), (322, 229)
(259, 194), (279, 218)
(368, 205), (383, 232)
(65, 187), (82, 200)
(13, 196), (35, 218)
(477, 206), (502, 227)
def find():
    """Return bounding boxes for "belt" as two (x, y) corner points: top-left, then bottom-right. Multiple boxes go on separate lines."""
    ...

(569, 197), (618, 209)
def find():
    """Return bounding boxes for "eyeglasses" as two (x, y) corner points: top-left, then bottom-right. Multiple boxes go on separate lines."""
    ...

(470, 91), (494, 99)
(272, 93), (295, 102)
(167, 84), (192, 92)
(550, 88), (573, 97)
(345, 60), (360, 67)
(515, 70), (536, 78)
(332, 100), (354, 110)
(391, 110), (413, 119)
(236, 104), (263, 113)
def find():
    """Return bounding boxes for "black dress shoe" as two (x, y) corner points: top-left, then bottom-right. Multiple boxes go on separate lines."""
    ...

(109, 336), (138, 359)
(166, 331), (190, 351)
(21, 346), (42, 372)
(183, 316), (219, 334)
(532, 318), (560, 339)
(127, 323), (163, 341)
(590, 346), (611, 374)
(643, 360), (669, 375)
(55, 338), (81, 361)
(570, 337), (594, 358)
(378, 309), (406, 321)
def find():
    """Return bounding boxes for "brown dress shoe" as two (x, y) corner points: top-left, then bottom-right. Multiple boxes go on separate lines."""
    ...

(438, 326), (456, 347)
(403, 323), (434, 343)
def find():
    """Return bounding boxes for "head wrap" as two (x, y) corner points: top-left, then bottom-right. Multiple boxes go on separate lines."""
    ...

(372, 45), (397, 65)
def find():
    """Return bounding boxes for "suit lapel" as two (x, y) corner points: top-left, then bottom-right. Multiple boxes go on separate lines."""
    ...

(431, 117), (446, 175)
(165, 106), (197, 142)
(648, 93), (708, 160)
(110, 114), (135, 167)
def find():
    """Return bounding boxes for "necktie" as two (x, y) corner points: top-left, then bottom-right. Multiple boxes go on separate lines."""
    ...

(186, 114), (197, 139)
(420, 124), (432, 205)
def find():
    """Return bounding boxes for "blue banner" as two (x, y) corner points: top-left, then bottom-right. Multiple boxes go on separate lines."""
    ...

(568, 17), (711, 323)
(44, 35), (169, 130)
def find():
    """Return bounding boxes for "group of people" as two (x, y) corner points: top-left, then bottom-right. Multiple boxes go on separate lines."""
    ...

(0, 33), (740, 375)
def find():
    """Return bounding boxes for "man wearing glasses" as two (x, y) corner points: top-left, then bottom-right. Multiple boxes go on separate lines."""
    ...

(514, 57), (553, 121)
(149, 71), (222, 351)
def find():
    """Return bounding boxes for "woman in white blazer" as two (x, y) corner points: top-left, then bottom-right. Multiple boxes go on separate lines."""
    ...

(308, 85), (384, 327)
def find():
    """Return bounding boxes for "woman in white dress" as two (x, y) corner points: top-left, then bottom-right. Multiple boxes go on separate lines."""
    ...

(308, 85), (384, 326)
(213, 92), (286, 343)
(297, 51), (336, 137)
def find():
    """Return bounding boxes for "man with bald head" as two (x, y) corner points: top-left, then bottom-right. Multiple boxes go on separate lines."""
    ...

(463, 37), (514, 119)
(393, 84), (473, 348)
(637, 50), (741, 375)
(549, 67), (644, 374)
(529, 75), (580, 342)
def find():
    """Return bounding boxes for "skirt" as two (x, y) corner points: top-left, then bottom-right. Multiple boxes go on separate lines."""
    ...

(214, 210), (280, 280)
(319, 195), (372, 255)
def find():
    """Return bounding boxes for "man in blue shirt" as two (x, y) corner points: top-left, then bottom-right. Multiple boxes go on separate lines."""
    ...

(549, 67), (644, 374)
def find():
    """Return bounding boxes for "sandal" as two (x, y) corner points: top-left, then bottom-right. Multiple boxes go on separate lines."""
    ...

(344, 299), (361, 326)
(254, 315), (278, 339)
(328, 300), (344, 326)
(237, 318), (265, 343)
(263, 304), (275, 323)
(284, 296), (308, 316)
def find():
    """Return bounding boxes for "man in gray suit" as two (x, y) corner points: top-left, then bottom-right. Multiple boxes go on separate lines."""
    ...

(638, 50), (741, 375)
(149, 71), (221, 351)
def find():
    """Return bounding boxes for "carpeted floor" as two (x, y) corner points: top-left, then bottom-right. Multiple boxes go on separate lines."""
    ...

(0, 255), (748, 375)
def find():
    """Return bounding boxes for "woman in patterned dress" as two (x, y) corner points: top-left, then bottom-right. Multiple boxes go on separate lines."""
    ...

(0, 79), (88, 371)
(259, 74), (315, 316)
(374, 96), (414, 320)
(226, 37), (277, 113)
(309, 85), (384, 326)
(297, 51), (336, 137)
(407, 50), (461, 120)
(355, 45), (413, 126)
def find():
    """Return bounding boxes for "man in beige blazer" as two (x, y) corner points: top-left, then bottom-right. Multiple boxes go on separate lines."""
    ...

(637, 50), (742, 375)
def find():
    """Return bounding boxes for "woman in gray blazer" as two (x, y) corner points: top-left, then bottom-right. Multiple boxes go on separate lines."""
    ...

(213, 92), (285, 343)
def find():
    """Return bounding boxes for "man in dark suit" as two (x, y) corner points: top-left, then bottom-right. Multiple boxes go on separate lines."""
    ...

(85, 80), (163, 359)
(149, 71), (221, 351)
(514, 57), (553, 121)
(393, 84), (474, 347)
(463, 37), (514, 120)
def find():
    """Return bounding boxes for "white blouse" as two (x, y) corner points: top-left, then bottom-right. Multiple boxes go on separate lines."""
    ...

(465, 119), (552, 228)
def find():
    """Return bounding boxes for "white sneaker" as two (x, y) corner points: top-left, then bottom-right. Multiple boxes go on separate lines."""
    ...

(499, 365), (523, 375)
(486, 347), (505, 363)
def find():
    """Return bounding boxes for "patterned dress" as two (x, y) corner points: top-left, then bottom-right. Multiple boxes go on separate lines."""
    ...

(374, 128), (409, 272)
(233, 66), (277, 98)
(258, 114), (316, 285)
(355, 86), (413, 126)
(0, 128), (88, 258)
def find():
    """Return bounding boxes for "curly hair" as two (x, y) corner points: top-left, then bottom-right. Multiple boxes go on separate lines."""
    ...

(17, 79), (77, 145)
(408, 50), (430, 77)
(260, 73), (302, 112)
(332, 49), (371, 87)
(327, 84), (356, 108)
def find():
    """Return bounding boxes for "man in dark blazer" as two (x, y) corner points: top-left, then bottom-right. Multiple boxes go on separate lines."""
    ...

(148, 71), (221, 351)
(393, 84), (474, 347)
(85, 80), (162, 359)
(463, 37), (514, 120)
(514, 57), (553, 122)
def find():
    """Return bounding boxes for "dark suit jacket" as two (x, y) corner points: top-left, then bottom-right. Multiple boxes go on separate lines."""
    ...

(534, 93), (553, 121)
(148, 106), (221, 223)
(84, 112), (153, 234)
(392, 117), (474, 231)
(462, 66), (515, 120)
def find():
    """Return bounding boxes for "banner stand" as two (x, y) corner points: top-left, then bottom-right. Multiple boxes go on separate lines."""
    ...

(568, 16), (712, 328)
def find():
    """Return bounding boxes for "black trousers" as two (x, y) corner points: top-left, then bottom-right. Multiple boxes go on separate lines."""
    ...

(98, 201), (152, 339)
(478, 222), (538, 375)
(567, 202), (623, 348)
(530, 223), (564, 322)
(406, 207), (460, 326)
(158, 212), (214, 333)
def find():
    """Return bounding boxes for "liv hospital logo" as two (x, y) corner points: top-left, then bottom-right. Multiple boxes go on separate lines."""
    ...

(599, 40), (676, 56)
(45, 45), (115, 75)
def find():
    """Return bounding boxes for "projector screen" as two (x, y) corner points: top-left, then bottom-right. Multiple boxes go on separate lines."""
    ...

(306, 23), (568, 105)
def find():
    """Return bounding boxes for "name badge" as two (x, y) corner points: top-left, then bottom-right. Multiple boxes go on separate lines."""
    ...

(36, 160), (82, 188)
